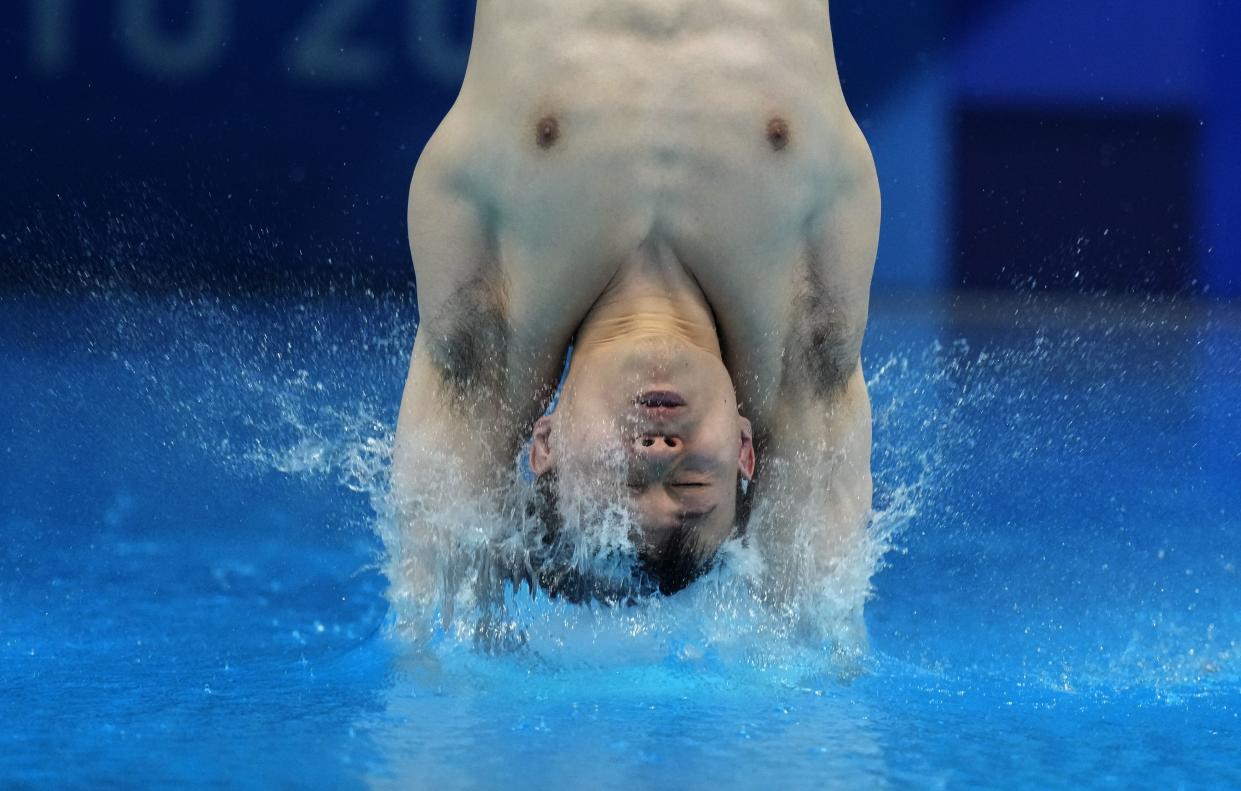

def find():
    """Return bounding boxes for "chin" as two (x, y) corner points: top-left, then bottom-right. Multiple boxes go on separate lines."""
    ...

(619, 339), (699, 371)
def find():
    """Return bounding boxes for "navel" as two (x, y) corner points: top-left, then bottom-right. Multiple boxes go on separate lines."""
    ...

(535, 115), (561, 150)
(766, 117), (791, 152)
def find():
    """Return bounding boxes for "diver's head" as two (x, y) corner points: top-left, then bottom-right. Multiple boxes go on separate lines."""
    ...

(529, 335), (756, 592)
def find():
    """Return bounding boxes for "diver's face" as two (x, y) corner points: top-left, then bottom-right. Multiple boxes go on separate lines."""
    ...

(530, 339), (756, 563)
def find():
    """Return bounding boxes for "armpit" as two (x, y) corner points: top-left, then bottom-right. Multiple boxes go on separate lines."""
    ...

(781, 263), (861, 400)
(426, 273), (512, 397)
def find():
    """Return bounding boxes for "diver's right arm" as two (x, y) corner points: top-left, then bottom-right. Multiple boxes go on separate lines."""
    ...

(392, 121), (532, 509)
(390, 331), (529, 629)
(392, 341), (519, 505)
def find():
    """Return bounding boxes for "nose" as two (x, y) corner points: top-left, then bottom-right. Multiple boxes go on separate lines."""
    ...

(633, 434), (683, 460)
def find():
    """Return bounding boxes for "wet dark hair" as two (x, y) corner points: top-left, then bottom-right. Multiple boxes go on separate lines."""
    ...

(524, 472), (754, 600)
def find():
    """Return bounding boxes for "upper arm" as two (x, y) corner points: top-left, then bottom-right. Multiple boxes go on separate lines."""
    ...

(406, 117), (500, 333)
(780, 120), (880, 406)
(395, 124), (525, 488)
(755, 125), (879, 556)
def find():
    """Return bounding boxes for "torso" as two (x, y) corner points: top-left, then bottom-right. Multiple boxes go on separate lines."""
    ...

(411, 0), (878, 429)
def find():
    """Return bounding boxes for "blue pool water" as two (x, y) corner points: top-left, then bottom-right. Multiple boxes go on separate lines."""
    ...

(2, 289), (1238, 788)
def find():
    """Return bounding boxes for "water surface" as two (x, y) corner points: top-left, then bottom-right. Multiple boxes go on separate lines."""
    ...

(2, 290), (1237, 788)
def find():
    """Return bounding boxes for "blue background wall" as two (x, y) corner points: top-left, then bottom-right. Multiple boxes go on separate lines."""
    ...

(0, 1), (1236, 296)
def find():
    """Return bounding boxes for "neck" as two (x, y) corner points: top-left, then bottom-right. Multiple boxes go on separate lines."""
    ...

(573, 250), (724, 361)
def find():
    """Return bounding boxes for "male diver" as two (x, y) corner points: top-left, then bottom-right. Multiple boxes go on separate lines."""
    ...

(393, 0), (879, 609)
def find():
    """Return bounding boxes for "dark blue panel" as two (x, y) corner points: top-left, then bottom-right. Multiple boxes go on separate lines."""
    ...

(0, 1), (477, 290)
(1203, 0), (1241, 297)
(954, 107), (1197, 294)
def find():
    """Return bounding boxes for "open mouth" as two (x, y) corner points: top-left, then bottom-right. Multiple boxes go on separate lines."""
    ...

(635, 390), (688, 410)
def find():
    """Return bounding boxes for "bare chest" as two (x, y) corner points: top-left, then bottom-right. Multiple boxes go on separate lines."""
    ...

(415, 1), (872, 418)
(455, 6), (850, 324)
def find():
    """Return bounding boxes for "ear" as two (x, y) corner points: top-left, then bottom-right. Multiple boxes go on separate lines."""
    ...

(529, 415), (557, 478)
(737, 416), (756, 480)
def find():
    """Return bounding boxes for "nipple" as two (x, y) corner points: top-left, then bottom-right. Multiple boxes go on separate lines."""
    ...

(766, 117), (791, 151)
(536, 115), (561, 150)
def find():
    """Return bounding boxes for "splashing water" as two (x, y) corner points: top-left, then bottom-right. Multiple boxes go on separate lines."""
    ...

(25, 278), (957, 677)
(11, 260), (1235, 694)
(122, 292), (981, 678)
(350, 336), (982, 676)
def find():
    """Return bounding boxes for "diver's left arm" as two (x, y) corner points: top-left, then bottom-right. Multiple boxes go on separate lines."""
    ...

(747, 369), (872, 653)
(744, 118), (879, 643)
(750, 368), (873, 594)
